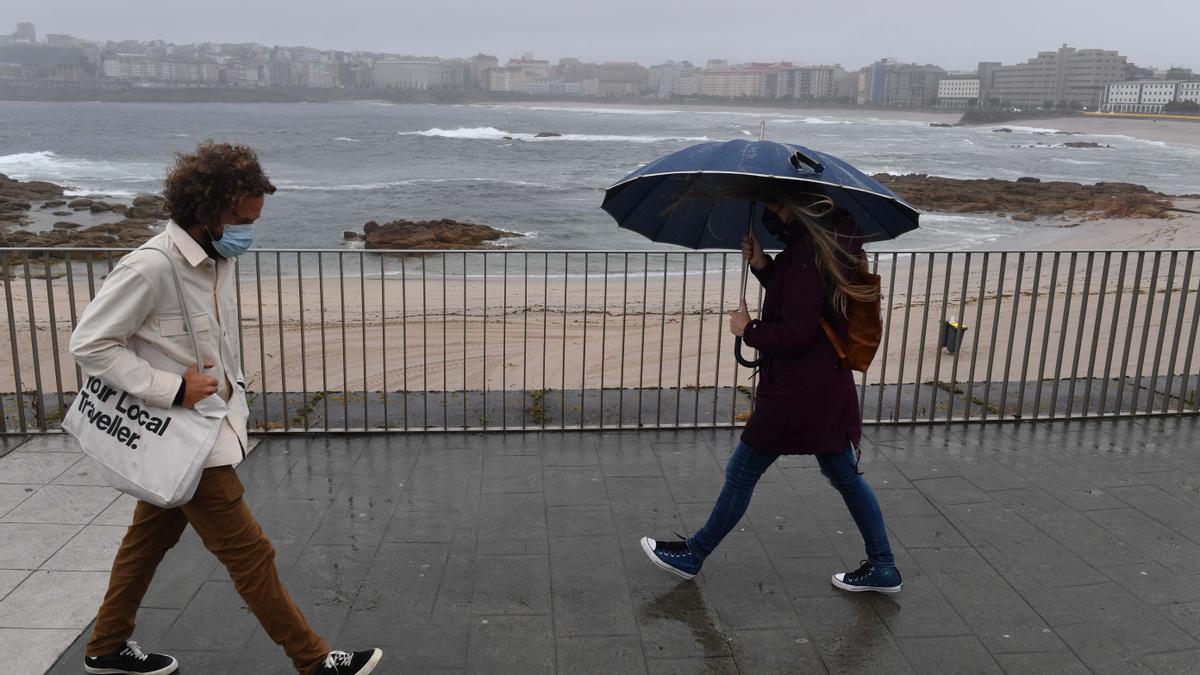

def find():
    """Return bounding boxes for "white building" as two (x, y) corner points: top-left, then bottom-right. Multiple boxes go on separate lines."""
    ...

(1101, 81), (1186, 113)
(523, 79), (582, 95)
(485, 66), (525, 92)
(373, 59), (443, 90)
(937, 78), (981, 108)
(649, 61), (697, 97)
(45, 34), (79, 49)
(1179, 81), (1200, 104)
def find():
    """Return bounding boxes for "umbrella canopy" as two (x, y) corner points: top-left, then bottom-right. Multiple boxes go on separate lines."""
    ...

(601, 139), (920, 249)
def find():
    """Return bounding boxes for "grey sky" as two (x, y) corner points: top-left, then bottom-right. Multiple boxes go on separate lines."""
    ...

(6, 0), (1196, 71)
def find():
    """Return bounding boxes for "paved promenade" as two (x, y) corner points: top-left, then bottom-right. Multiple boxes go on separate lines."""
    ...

(0, 417), (1196, 673)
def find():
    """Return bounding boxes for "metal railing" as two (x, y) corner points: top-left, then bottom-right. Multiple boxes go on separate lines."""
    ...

(2, 247), (1198, 434)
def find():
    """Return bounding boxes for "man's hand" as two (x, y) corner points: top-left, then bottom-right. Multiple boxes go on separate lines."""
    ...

(182, 362), (218, 408)
(728, 298), (751, 337)
(742, 230), (768, 272)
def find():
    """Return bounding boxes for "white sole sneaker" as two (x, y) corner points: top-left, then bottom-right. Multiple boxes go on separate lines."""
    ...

(356, 648), (383, 674)
(84, 658), (178, 675)
(639, 537), (697, 580)
(831, 572), (902, 594)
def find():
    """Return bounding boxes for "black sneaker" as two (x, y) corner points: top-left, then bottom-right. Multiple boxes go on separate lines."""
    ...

(84, 641), (178, 675)
(832, 560), (903, 594)
(316, 648), (383, 675)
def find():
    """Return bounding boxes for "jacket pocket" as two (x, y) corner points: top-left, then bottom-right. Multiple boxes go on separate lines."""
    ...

(158, 313), (212, 337)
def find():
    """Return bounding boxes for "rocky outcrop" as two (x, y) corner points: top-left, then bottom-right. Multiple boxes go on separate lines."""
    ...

(875, 174), (1175, 220)
(0, 217), (160, 254)
(534, 132), (563, 138)
(1, 173), (65, 226)
(1, 174), (167, 234)
(355, 218), (518, 250)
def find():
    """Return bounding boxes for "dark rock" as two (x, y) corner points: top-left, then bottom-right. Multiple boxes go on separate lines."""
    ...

(0, 217), (158, 251)
(67, 198), (94, 208)
(132, 194), (163, 208)
(53, 221), (82, 229)
(873, 173), (1175, 220)
(929, 123), (954, 128)
(363, 220), (381, 235)
(1016, 176), (1041, 183)
(89, 202), (113, 213)
(343, 230), (364, 241)
(1063, 141), (1107, 149)
(992, 127), (1013, 133)
(52, 211), (73, 216)
(363, 218), (518, 250)
(40, 200), (67, 209)
(534, 132), (562, 138)
(125, 205), (163, 220)
(1011, 212), (1036, 222)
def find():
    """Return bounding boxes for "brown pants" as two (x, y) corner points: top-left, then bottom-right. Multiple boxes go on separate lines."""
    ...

(87, 466), (329, 674)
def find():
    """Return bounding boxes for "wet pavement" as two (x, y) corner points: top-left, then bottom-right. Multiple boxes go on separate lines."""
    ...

(24, 416), (1200, 673)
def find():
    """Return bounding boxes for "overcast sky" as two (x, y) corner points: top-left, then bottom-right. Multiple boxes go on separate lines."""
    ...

(6, 0), (1196, 71)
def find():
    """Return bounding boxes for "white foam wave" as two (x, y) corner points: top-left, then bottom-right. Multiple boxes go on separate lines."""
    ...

(398, 127), (709, 143)
(277, 177), (563, 192)
(333, 137), (363, 142)
(0, 151), (161, 186)
(773, 116), (852, 125)
(501, 105), (683, 116)
(1084, 134), (1168, 147)
(993, 125), (1063, 134)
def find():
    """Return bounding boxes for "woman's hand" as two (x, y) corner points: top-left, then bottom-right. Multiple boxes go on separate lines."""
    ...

(741, 230), (768, 272)
(727, 298), (751, 336)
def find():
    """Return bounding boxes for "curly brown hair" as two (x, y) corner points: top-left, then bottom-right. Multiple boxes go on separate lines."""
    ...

(163, 141), (276, 228)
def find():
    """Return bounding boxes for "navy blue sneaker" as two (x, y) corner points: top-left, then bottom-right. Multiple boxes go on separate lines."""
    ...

(640, 536), (702, 580)
(832, 560), (903, 593)
(84, 641), (177, 674)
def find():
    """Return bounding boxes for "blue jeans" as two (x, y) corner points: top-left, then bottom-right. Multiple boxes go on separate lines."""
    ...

(687, 441), (895, 568)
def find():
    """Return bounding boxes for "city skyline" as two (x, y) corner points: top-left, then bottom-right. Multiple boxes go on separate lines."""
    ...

(5, 0), (1198, 72)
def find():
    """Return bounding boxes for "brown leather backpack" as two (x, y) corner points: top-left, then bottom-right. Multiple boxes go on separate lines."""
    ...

(820, 251), (882, 373)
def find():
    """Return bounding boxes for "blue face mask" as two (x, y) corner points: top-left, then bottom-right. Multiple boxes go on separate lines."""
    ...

(207, 224), (254, 258)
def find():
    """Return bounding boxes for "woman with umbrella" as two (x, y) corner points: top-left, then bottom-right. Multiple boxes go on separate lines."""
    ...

(603, 140), (914, 593)
(646, 184), (900, 592)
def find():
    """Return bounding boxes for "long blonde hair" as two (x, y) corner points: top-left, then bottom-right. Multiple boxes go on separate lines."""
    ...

(670, 177), (877, 316)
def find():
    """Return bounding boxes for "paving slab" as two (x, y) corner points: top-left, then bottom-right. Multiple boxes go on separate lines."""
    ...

(16, 417), (1195, 674)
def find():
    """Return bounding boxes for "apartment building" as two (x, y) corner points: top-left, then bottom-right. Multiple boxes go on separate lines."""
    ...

(988, 45), (1126, 108)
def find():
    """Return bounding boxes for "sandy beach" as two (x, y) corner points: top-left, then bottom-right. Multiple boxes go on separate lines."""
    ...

(4, 206), (1198, 419)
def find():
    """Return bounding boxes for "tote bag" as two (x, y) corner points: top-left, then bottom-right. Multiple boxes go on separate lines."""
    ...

(62, 246), (227, 508)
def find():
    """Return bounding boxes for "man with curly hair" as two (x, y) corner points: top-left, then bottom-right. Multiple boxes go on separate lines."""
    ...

(70, 142), (382, 675)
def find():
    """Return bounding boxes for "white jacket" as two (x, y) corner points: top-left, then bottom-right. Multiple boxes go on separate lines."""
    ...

(69, 222), (250, 468)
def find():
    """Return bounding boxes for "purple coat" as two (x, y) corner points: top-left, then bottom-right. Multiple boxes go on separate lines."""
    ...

(739, 223), (863, 455)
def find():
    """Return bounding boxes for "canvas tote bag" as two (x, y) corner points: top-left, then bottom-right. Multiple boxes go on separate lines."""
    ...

(62, 246), (227, 508)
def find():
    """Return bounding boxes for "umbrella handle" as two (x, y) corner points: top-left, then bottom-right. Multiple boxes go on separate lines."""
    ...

(734, 336), (760, 368)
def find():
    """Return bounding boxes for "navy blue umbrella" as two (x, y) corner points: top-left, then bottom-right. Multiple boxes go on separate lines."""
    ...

(601, 138), (920, 368)
(601, 138), (919, 249)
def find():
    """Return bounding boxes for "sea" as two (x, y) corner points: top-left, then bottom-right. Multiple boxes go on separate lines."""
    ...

(1, 100), (1198, 260)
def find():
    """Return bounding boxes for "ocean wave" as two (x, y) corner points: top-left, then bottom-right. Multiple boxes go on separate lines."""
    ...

(992, 125), (1063, 134)
(0, 150), (161, 185)
(1084, 134), (1168, 147)
(63, 188), (139, 198)
(397, 127), (710, 143)
(497, 105), (684, 116)
(333, 137), (363, 142)
(277, 177), (564, 192)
